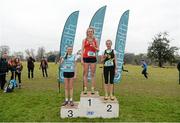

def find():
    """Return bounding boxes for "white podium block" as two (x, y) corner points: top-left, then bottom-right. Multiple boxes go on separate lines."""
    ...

(60, 102), (79, 118)
(79, 91), (102, 118)
(99, 96), (119, 118)
(60, 91), (119, 118)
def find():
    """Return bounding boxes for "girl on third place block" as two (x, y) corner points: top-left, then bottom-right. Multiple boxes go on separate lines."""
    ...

(60, 46), (77, 106)
(81, 27), (99, 94)
(101, 40), (117, 100)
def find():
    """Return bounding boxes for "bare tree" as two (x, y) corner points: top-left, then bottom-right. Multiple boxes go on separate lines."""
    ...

(36, 47), (45, 61)
(0, 45), (10, 55)
(13, 51), (24, 60)
(25, 48), (35, 58)
(25, 49), (31, 57)
(30, 49), (35, 58)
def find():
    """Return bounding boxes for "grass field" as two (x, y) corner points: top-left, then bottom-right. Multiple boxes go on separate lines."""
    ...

(0, 62), (180, 122)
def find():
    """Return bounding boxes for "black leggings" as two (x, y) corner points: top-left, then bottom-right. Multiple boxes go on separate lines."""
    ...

(42, 68), (48, 77)
(0, 74), (6, 90)
(142, 69), (148, 79)
(28, 68), (34, 79)
(15, 72), (21, 83)
(103, 66), (115, 84)
(10, 71), (15, 80)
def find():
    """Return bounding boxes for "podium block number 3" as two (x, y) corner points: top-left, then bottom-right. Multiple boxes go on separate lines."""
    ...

(107, 104), (112, 112)
(88, 99), (91, 106)
(68, 110), (73, 117)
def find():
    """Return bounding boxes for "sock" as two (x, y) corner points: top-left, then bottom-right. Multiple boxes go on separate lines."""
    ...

(84, 87), (87, 90)
(65, 98), (68, 101)
(110, 93), (113, 97)
(105, 92), (108, 97)
(70, 98), (73, 101)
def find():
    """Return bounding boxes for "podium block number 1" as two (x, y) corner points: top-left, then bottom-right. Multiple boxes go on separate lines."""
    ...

(68, 110), (73, 117)
(107, 104), (112, 112)
(88, 99), (91, 106)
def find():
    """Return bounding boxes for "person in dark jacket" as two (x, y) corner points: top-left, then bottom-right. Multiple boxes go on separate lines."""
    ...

(39, 57), (48, 77)
(177, 61), (180, 84)
(27, 56), (35, 79)
(0, 53), (9, 90)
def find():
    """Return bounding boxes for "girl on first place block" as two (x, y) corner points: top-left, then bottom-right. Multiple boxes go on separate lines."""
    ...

(81, 27), (99, 94)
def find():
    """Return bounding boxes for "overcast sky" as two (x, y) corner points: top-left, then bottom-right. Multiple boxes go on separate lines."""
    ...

(0, 0), (180, 55)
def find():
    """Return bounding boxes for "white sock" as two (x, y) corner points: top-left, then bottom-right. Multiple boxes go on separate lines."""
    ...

(70, 98), (73, 101)
(65, 98), (68, 101)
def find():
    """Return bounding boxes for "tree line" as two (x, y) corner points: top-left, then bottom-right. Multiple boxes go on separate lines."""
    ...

(0, 32), (179, 67)
(0, 46), (59, 62)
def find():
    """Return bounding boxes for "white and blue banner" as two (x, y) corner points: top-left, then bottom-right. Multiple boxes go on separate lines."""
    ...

(59, 11), (79, 83)
(89, 6), (106, 43)
(114, 10), (129, 83)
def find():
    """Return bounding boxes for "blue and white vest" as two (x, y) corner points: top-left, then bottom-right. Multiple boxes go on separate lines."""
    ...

(63, 55), (75, 72)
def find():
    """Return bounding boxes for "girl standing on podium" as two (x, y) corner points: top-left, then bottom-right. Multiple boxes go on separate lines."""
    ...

(60, 46), (77, 106)
(101, 40), (117, 100)
(81, 27), (99, 94)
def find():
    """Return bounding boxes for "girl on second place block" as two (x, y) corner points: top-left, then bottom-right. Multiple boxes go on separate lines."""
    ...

(101, 40), (117, 100)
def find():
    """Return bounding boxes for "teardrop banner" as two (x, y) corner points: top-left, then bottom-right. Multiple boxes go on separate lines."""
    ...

(59, 11), (79, 83)
(114, 10), (130, 83)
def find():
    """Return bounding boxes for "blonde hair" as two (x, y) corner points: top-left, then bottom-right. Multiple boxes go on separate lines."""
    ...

(86, 27), (95, 38)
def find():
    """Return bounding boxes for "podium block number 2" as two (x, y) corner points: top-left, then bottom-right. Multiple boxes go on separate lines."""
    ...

(68, 110), (73, 117)
(107, 104), (112, 112)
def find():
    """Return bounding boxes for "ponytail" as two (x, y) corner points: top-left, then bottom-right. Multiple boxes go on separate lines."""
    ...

(64, 52), (68, 59)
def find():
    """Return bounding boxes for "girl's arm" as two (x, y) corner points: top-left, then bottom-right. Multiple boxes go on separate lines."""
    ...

(74, 61), (77, 79)
(92, 39), (99, 51)
(114, 51), (118, 73)
(100, 51), (107, 63)
(81, 40), (85, 64)
(59, 57), (64, 65)
(21, 63), (23, 71)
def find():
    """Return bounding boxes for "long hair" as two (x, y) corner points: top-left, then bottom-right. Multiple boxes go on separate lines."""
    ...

(86, 27), (95, 39)
(64, 52), (68, 59)
(64, 46), (73, 59)
(14, 58), (20, 65)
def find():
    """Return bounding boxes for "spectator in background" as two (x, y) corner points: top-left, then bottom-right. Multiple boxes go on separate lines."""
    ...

(15, 58), (23, 88)
(8, 57), (16, 80)
(122, 65), (128, 72)
(0, 53), (9, 90)
(27, 56), (35, 79)
(141, 60), (148, 79)
(177, 61), (180, 84)
(39, 57), (48, 77)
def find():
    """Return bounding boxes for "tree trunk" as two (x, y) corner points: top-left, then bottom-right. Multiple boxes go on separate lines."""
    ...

(158, 60), (163, 67)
